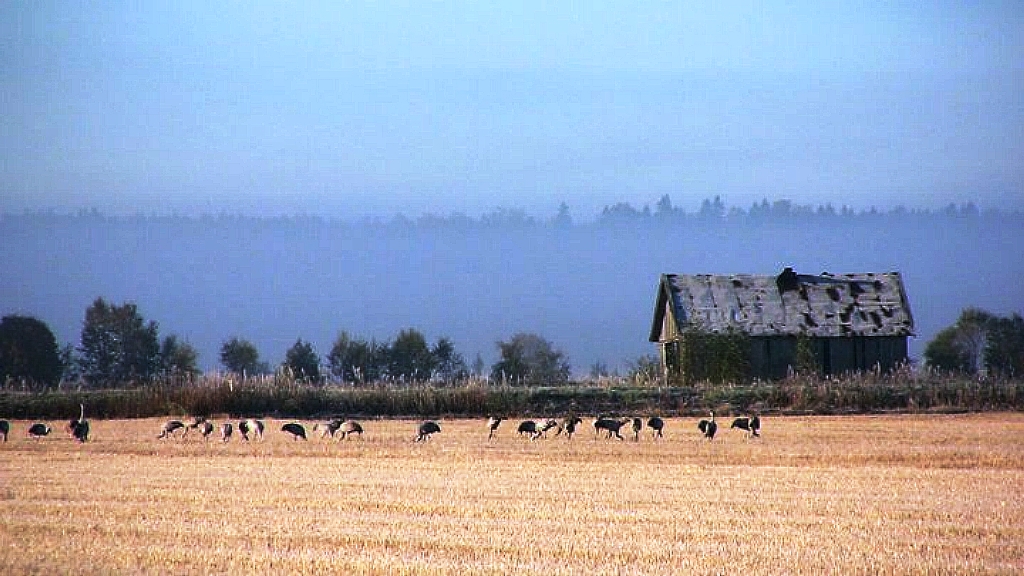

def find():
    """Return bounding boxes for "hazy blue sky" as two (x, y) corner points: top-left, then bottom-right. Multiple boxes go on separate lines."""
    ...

(3, 1), (1022, 218)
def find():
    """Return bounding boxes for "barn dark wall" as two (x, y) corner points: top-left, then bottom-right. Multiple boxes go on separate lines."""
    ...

(818, 336), (909, 376)
(749, 337), (797, 380)
(747, 335), (909, 379)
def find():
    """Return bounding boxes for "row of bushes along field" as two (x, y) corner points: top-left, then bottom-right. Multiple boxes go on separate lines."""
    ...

(1, 370), (1022, 420)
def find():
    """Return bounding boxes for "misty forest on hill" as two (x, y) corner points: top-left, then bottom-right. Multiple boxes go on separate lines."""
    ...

(2, 197), (1022, 376)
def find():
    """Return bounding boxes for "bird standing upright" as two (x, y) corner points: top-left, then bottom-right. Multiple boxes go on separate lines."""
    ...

(486, 417), (502, 440)
(699, 411), (717, 440)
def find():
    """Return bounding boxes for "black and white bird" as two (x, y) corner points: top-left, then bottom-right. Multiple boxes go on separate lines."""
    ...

(647, 417), (665, 439)
(486, 417), (502, 440)
(593, 417), (629, 440)
(189, 418), (215, 440)
(559, 416), (583, 440)
(0, 419), (9, 442)
(538, 419), (561, 438)
(314, 419), (344, 439)
(196, 419), (215, 440)
(698, 411), (717, 440)
(250, 419), (265, 441)
(337, 420), (363, 440)
(69, 403), (89, 442)
(630, 417), (643, 441)
(238, 419), (265, 441)
(517, 420), (541, 440)
(730, 414), (761, 437)
(158, 420), (187, 439)
(220, 422), (233, 442)
(157, 420), (188, 436)
(28, 423), (51, 439)
(415, 421), (441, 441)
(281, 422), (307, 440)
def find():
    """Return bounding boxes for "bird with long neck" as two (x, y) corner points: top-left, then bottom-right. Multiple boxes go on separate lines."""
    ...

(69, 403), (89, 442)
(486, 417), (502, 440)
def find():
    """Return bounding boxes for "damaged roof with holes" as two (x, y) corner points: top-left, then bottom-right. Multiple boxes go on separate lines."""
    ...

(649, 268), (915, 341)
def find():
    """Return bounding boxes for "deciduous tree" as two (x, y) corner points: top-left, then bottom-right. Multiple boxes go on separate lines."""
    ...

(432, 337), (467, 384)
(283, 338), (321, 383)
(219, 337), (268, 375)
(389, 328), (436, 382)
(159, 335), (200, 380)
(924, 308), (995, 374)
(984, 313), (1024, 377)
(924, 326), (972, 373)
(79, 298), (160, 386)
(0, 315), (62, 387)
(328, 332), (390, 384)
(491, 332), (570, 386)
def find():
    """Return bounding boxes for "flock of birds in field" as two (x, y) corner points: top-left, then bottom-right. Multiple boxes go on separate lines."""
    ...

(152, 417), (441, 442)
(0, 403), (90, 443)
(489, 411), (760, 442)
(0, 407), (761, 445)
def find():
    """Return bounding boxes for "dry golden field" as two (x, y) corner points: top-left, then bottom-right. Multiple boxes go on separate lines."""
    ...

(1, 413), (1022, 575)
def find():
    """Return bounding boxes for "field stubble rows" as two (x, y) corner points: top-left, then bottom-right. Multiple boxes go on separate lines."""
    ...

(1, 413), (1022, 574)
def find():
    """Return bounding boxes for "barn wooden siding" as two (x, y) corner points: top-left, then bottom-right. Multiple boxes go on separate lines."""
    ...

(747, 335), (910, 379)
(650, 268), (915, 380)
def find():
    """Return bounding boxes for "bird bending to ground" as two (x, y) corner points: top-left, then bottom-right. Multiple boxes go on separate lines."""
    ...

(415, 421), (441, 441)
(647, 417), (664, 439)
(190, 418), (215, 440)
(337, 420), (363, 440)
(630, 417), (643, 441)
(517, 420), (541, 440)
(28, 423), (51, 439)
(158, 420), (187, 439)
(730, 414), (761, 437)
(558, 416), (583, 440)
(593, 417), (629, 440)
(238, 419), (265, 441)
(281, 422), (307, 440)
(314, 419), (344, 439)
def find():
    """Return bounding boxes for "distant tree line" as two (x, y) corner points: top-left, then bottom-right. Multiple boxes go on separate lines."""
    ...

(4, 196), (1018, 231)
(1, 299), (574, 389)
(594, 195), (1013, 228)
(4, 299), (1022, 390)
(258, 329), (570, 387)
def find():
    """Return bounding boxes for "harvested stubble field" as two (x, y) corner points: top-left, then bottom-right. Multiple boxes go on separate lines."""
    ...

(1, 414), (1022, 575)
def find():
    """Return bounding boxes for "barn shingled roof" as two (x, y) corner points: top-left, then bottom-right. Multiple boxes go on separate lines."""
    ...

(649, 268), (914, 341)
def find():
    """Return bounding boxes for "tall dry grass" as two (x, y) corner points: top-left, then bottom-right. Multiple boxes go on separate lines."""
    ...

(4, 369), (1022, 421)
(1, 413), (1022, 574)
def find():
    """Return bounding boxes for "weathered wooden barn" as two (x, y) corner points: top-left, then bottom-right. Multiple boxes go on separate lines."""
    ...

(649, 268), (915, 380)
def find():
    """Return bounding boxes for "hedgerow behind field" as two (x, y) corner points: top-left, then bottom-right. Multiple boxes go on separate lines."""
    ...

(2, 368), (1021, 420)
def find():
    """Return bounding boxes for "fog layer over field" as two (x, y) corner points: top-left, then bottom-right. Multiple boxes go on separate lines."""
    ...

(2, 206), (1021, 375)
